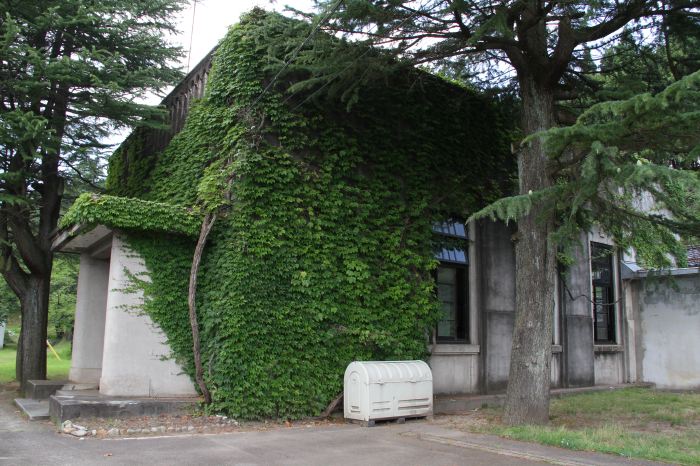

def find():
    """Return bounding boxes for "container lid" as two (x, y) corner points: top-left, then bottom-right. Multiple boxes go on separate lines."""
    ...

(344, 360), (432, 384)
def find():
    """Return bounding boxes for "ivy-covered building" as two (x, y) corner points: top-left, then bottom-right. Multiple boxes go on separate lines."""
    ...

(53, 10), (700, 418)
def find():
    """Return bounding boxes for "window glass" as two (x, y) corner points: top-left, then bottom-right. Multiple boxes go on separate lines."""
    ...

(591, 243), (616, 343)
(437, 267), (457, 338)
(435, 265), (467, 342)
(433, 221), (469, 343)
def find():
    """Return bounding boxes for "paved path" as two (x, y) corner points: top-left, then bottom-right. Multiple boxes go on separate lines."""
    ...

(0, 386), (663, 466)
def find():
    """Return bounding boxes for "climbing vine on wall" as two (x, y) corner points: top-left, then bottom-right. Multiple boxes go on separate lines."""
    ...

(86, 9), (515, 419)
(61, 193), (201, 237)
(105, 127), (160, 198)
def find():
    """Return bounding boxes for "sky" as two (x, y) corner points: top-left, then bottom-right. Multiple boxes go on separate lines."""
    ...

(176, 0), (315, 78)
(110, 0), (315, 145)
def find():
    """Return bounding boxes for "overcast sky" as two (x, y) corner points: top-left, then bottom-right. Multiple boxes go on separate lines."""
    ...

(175, 0), (315, 76)
(108, 1), (315, 146)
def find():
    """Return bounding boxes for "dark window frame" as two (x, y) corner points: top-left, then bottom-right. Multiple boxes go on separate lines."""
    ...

(434, 262), (469, 343)
(432, 221), (469, 344)
(591, 242), (617, 344)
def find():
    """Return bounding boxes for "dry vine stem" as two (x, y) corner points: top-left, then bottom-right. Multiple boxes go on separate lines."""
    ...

(188, 211), (217, 404)
(321, 392), (343, 418)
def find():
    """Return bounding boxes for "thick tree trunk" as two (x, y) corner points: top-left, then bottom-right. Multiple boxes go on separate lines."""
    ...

(503, 75), (558, 426)
(16, 275), (51, 393)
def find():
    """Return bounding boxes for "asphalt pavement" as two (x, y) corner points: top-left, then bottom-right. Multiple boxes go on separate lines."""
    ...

(0, 385), (663, 466)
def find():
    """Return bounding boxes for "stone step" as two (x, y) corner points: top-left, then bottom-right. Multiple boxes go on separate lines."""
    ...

(49, 394), (199, 424)
(55, 389), (100, 397)
(25, 379), (69, 399)
(61, 383), (98, 391)
(14, 398), (50, 421)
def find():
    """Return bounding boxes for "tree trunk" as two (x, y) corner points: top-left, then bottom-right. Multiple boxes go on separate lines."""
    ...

(16, 276), (51, 393)
(503, 75), (558, 426)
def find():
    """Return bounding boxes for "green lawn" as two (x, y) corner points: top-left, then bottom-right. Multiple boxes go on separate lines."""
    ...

(0, 340), (72, 383)
(438, 388), (700, 465)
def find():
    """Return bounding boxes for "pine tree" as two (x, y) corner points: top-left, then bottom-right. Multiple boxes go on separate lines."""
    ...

(310, 0), (700, 424)
(0, 0), (186, 391)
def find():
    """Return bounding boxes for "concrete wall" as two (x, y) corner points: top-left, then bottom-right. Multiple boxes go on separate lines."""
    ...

(69, 253), (110, 384)
(562, 239), (596, 387)
(429, 346), (479, 394)
(637, 274), (700, 389)
(479, 220), (516, 392)
(594, 349), (625, 385)
(99, 233), (196, 397)
(551, 351), (562, 387)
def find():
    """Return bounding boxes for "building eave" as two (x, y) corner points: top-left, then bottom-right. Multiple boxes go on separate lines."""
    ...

(621, 261), (700, 280)
(51, 224), (113, 254)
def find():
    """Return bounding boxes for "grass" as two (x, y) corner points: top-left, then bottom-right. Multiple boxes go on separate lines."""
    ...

(0, 340), (72, 383)
(440, 388), (700, 465)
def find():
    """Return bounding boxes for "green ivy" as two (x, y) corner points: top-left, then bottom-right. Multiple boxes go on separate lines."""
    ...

(105, 127), (160, 198)
(99, 9), (515, 419)
(60, 193), (201, 237)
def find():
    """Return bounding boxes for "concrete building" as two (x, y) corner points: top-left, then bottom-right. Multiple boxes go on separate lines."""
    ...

(52, 227), (196, 397)
(51, 48), (699, 401)
(52, 215), (700, 398)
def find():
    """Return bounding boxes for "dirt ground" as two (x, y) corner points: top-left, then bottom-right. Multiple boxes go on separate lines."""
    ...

(1, 380), (345, 438)
(62, 412), (345, 438)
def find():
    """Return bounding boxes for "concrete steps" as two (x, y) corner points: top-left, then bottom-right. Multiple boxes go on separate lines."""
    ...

(60, 383), (98, 391)
(16, 380), (97, 421)
(17, 379), (199, 424)
(14, 398), (50, 421)
(25, 379), (69, 400)
(49, 392), (200, 424)
(55, 389), (99, 397)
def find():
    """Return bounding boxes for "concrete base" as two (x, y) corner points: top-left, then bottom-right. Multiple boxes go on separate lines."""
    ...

(49, 391), (200, 424)
(14, 398), (50, 420)
(25, 380), (69, 399)
(434, 383), (654, 414)
(68, 367), (102, 386)
(61, 382), (98, 391)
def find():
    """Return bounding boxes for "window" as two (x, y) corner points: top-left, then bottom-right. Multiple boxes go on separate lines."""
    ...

(435, 264), (468, 342)
(433, 222), (468, 343)
(591, 242), (616, 343)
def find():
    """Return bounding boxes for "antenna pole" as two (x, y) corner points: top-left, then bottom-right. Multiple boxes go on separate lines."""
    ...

(186, 0), (198, 72)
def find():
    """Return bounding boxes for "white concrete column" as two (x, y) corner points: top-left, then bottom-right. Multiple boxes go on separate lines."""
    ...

(99, 233), (196, 397)
(69, 252), (110, 384)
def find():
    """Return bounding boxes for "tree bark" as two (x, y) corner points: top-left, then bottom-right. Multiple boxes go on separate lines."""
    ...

(188, 212), (217, 404)
(16, 275), (51, 393)
(503, 74), (557, 426)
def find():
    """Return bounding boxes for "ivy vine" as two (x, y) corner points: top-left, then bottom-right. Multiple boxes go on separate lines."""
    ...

(61, 193), (201, 237)
(94, 9), (515, 419)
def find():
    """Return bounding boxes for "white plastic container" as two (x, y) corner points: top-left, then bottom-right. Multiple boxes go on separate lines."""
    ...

(344, 360), (433, 423)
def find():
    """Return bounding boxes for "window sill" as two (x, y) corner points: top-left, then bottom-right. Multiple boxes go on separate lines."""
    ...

(594, 344), (624, 353)
(430, 344), (480, 355)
